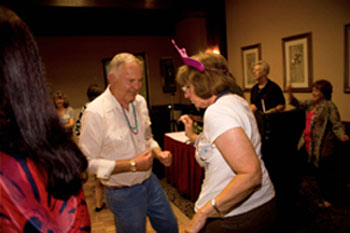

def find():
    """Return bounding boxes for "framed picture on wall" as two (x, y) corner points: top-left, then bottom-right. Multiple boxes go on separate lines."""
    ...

(282, 32), (313, 92)
(160, 57), (177, 93)
(101, 52), (150, 105)
(241, 43), (261, 90)
(345, 24), (350, 93)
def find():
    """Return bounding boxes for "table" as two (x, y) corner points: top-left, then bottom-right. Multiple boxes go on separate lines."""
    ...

(163, 131), (204, 202)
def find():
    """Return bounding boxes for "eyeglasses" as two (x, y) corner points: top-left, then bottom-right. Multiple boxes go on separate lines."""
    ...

(181, 86), (188, 92)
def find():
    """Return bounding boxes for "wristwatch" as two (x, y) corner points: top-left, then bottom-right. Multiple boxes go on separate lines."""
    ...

(211, 198), (223, 217)
(130, 160), (137, 172)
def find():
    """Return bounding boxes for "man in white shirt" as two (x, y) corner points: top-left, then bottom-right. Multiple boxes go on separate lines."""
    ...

(80, 53), (178, 233)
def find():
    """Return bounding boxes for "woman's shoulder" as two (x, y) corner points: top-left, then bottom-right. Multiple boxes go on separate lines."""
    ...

(206, 94), (246, 120)
(321, 100), (339, 109)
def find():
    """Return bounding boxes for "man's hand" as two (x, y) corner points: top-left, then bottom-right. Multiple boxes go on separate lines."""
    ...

(156, 150), (173, 167)
(133, 150), (154, 171)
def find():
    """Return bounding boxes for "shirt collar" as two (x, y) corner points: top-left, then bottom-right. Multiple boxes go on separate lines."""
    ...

(104, 85), (123, 112)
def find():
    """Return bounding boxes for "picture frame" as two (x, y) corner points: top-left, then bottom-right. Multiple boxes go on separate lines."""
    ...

(241, 43), (261, 90)
(282, 32), (313, 92)
(345, 24), (350, 93)
(101, 52), (150, 105)
(160, 57), (177, 93)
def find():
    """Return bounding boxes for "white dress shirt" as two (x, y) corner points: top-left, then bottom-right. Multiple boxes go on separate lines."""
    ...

(79, 87), (159, 187)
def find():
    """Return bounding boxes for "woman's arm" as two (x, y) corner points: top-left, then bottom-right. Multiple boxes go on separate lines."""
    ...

(208, 127), (262, 212)
(64, 107), (75, 130)
(65, 117), (74, 130)
(328, 102), (349, 142)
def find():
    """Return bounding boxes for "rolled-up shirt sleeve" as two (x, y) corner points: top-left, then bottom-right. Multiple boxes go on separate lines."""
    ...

(79, 109), (115, 178)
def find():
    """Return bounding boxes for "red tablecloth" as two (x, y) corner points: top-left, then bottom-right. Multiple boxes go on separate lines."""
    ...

(164, 132), (204, 202)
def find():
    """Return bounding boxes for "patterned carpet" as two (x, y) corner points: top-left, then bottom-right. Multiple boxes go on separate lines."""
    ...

(159, 178), (195, 218)
(159, 174), (350, 233)
(296, 175), (350, 233)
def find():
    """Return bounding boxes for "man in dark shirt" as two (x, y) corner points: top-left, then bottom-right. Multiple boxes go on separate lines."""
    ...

(250, 61), (285, 113)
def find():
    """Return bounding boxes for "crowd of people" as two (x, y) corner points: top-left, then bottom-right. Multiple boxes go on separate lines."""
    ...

(1, 5), (349, 233)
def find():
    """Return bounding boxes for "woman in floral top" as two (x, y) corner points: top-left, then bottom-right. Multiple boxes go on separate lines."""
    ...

(287, 79), (349, 208)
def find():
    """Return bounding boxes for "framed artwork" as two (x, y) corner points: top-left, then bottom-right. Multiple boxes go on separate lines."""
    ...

(345, 24), (350, 93)
(160, 57), (176, 93)
(282, 32), (313, 92)
(101, 52), (150, 105)
(241, 43), (261, 90)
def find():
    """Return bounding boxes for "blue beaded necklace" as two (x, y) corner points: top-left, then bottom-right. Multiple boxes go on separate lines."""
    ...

(120, 102), (138, 135)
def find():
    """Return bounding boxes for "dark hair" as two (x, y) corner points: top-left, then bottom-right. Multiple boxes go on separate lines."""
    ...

(87, 84), (103, 102)
(176, 52), (243, 99)
(0, 6), (87, 200)
(313, 79), (333, 100)
(53, 90), (70, 108)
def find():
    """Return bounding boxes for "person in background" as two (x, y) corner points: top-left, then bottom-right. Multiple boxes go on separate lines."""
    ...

(287, 79), (349, 208)
(250, 60), (285, 113)
(53, 90), (75, 135)
(79, 52), (178, 233)
(0, 5), (90, 232)
(75, 84), (105, 212)
(174, 46), (276, 233)
(75, 84), (103, 138)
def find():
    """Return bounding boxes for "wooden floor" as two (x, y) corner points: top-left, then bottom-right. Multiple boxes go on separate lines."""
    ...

(83, 175), (190, 233)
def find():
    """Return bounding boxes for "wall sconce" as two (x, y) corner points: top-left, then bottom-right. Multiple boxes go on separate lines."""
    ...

(205, 45), (220, 54)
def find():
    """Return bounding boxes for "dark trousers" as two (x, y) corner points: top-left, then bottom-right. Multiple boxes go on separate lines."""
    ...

(199, 197), (277, 233)
(297, 146), (344, 203)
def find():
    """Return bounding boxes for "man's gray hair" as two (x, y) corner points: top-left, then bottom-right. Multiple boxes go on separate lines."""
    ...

(254, 60), (270, 75)
(109, 53), (143, 73)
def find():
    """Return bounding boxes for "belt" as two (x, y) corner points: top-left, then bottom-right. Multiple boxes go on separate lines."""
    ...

(102, 184), (129, 190)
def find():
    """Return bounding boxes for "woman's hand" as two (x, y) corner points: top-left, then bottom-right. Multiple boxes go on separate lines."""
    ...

(286, 84), (294, 102)
(179, 114), (198, 143)
(184, 209), (209, 233)
(341, 134), (349, 142)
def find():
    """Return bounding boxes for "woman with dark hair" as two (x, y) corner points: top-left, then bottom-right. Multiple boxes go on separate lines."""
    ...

(0, 6), (90, 232)
(287, 79), (349, 208)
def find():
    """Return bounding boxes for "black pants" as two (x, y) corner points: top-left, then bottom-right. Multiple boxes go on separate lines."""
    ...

(297, 146), (343, 203)
(200, 198), (277, 233)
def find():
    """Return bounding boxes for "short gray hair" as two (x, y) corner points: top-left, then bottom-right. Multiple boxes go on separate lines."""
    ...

(109, 53), (143, 73)
(254, 60), (270, 75)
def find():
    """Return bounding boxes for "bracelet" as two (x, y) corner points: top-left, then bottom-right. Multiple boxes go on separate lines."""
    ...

(211, 198), (223, 217)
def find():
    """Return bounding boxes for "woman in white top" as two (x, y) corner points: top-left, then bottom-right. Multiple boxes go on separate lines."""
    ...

(176, 51), (276, 233)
